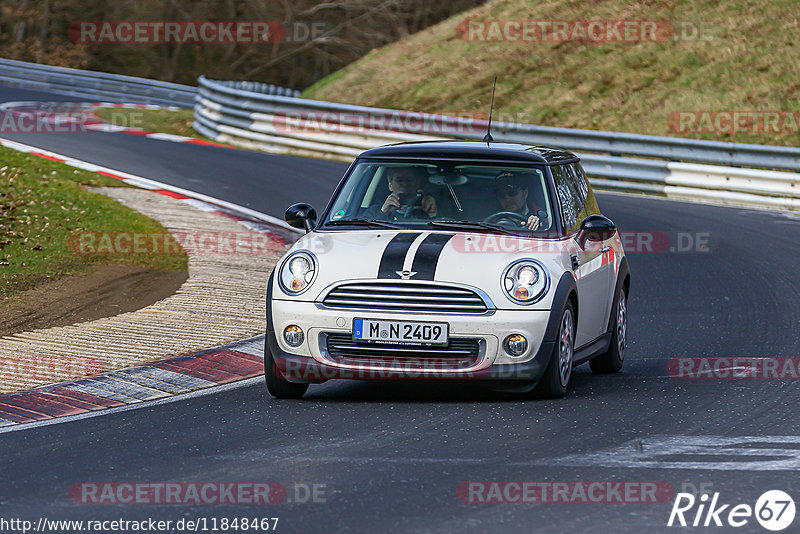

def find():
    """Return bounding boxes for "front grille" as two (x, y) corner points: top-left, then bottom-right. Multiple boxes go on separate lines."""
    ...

(324, 333), (482, 370)
(320, 282), (489, 314)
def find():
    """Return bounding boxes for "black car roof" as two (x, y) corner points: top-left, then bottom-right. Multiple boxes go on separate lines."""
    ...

(358, 140), (579, 165)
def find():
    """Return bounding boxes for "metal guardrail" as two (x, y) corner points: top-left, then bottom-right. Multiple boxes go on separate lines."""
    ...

(194, 76), (800, 211)
(207, 80), (300, 98)
(0, 58), (198, 107)
(0, 59), (301, 109)
(7, 61), (789, 210)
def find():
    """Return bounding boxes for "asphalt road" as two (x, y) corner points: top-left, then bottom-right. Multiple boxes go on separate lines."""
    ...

(0, 85), (347, 214)
(2, 86), (800, 533)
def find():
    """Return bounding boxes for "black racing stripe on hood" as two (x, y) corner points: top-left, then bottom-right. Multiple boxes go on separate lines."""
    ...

(378, 232), (421, 279)
(410, 233), (455, 281)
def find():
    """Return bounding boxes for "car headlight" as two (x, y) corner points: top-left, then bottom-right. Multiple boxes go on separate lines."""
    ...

(279, 250), (318, 295)
(501, 259), (549, 304)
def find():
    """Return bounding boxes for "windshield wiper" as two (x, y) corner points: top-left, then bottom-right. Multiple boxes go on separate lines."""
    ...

(427, 220), (519, 235)
(325, 218), (402, 229)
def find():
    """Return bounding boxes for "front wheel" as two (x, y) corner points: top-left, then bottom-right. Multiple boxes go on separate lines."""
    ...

(590, 287), (627, 374)
(532, 302), (575, 399)
(264, 335), (309, 399)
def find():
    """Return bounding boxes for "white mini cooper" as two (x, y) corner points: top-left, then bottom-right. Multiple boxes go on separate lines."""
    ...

(265, 141), (630, 399)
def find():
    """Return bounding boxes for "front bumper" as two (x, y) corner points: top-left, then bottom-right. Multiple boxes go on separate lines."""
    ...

(268, 299), (554, 383)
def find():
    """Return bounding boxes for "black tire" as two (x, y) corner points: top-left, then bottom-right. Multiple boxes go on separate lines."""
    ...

(264, 334), (309, 399)
(590, 286), (627, 374)
(532, 301), (575, 399)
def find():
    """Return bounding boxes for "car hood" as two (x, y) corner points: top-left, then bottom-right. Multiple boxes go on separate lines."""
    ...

(275, 230), (573, 310)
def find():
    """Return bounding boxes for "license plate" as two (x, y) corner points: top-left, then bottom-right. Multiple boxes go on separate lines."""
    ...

(353, 318), (449, 345)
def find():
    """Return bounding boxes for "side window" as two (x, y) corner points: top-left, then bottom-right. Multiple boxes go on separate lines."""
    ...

(552, 164), (581, 233)
(566, 163), (588, 207)
(572, 163), (601, 217)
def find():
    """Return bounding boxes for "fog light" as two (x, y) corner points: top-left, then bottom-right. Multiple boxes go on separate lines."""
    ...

(284, 325), (304, 347)
(504, 334), (528, 357)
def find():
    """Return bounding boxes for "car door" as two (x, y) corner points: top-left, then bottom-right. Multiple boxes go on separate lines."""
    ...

(552, 163), (613, 348)
(574, 164), (616, 339)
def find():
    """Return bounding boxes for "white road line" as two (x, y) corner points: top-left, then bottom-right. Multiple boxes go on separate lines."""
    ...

(527, 435), (800, 471)
(214, 454), (488, 464)
(0, 377), (262, 435)
(146, 133), (193, 142)
(0, 135), (301, 234)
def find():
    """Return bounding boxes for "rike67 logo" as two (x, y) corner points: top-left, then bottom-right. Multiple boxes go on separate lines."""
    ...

(668, 490), (796, 531)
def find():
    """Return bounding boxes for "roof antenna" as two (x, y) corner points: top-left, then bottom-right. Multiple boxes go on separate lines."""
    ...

(483, 76), (497, 145)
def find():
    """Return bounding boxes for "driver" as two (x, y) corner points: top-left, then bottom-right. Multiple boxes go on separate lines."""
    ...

(493, 171), (546, 230)
(371, 166), (438, 219)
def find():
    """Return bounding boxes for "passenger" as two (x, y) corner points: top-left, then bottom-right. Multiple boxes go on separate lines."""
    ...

(493, 171), (548, 230)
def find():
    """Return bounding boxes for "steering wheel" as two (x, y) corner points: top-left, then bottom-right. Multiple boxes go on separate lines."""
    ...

(483, 211), (527, 227)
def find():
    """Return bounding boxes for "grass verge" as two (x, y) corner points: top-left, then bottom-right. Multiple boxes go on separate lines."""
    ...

(93, 107), (239, 148)
(303, 0), (800, 147)
(94, 107), (199, 138)
(0, 146), (188, 298)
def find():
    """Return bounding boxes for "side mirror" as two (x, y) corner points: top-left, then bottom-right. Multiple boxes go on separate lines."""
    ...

(577, 215), (616, 249)
(285, 203), (317, 233)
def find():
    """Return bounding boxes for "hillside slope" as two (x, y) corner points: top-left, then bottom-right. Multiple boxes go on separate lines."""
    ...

(304, 0), (800, 146)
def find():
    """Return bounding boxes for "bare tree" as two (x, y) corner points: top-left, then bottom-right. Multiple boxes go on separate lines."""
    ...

(0, 0), (484, 89)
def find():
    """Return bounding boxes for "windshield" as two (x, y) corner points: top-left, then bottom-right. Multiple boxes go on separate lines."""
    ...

(322, 159), (554, 234)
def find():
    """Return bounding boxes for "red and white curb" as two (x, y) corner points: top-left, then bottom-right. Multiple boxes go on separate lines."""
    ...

(0, 336), (266, 430)
(87, 102), (232, 148)
(0, 100), (234, 149)
(88, 102), (183, 111)
(0, 119), (302, 423)
(0, 134), (301, 240)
